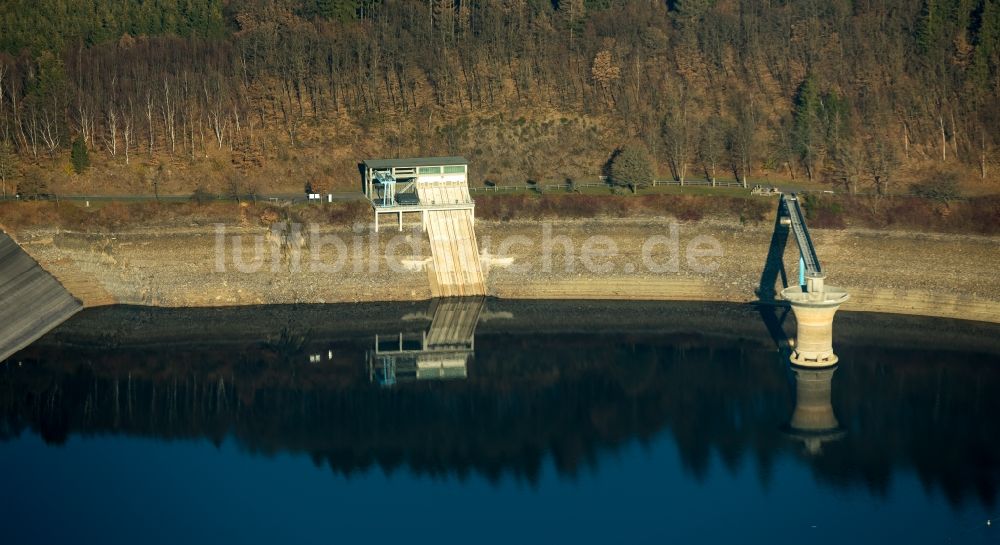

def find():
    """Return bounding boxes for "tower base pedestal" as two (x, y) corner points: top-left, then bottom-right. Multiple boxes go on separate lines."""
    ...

(781, 276), (849, 368)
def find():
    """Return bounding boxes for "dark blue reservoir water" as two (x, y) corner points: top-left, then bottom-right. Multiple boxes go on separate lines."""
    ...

(1, 301), (998, 544)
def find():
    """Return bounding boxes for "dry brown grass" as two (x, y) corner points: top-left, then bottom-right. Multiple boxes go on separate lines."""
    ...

(875, 195), (1000, 234)
(288, 200), (369, 225)
(0, 201), (241, 233)
(2, 193), (997, 236)
(476, 193), (771, 224)
(475, 192), (1000, 235)
(803, 194), (1000, 235)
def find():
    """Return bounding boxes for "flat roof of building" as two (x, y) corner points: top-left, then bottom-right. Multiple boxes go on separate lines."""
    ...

(364, 156), (467, 169)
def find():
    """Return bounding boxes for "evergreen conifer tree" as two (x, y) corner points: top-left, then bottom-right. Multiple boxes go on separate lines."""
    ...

(71, 136), (90, 174)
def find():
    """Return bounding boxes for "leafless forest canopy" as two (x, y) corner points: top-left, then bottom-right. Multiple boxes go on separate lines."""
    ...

(0, 0), (998, 194)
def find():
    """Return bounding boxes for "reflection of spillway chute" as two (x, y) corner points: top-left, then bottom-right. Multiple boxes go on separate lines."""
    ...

(784, 364), (845, 456)
(368, 298), (484, 387)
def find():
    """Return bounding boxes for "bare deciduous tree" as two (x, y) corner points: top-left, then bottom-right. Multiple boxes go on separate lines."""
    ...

(104, 103), (118, 157)
(591, 49), (620, 109)
(161, 77), (176, 154)
(661, 90), (696, 185)
(121, 99), (134, 164)
(699, 115), (724, 186)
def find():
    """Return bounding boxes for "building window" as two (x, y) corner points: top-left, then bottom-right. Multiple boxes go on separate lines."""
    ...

(442, 165), (466, 174)
(418, 166), (442, 174)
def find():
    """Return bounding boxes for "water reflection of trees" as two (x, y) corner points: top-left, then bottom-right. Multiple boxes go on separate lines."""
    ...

(1, 334), (997, 508)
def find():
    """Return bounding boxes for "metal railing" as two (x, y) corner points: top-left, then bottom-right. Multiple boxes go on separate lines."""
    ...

(651, 179), (745, 187)
(782, 194), (822, 276)
(372, 199), (473, 207)
(469, 182), (610, 193)
(0, 192), (367, 204)
(469, 179), (746, 193)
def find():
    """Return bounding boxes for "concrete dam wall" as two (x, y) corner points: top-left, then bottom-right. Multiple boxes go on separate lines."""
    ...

(0, 232), (82, 362)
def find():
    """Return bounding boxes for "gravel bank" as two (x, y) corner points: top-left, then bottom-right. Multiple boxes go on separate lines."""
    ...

(13, 215), (1000, 323)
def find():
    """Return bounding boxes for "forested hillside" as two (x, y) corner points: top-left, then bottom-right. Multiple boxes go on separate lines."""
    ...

(0, 0), (998, 197)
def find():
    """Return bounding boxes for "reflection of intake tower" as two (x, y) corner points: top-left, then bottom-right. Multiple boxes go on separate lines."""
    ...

(786, 365), (845, 455)
(368, 298), (484, 386)
(778, 194), (849, 367)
